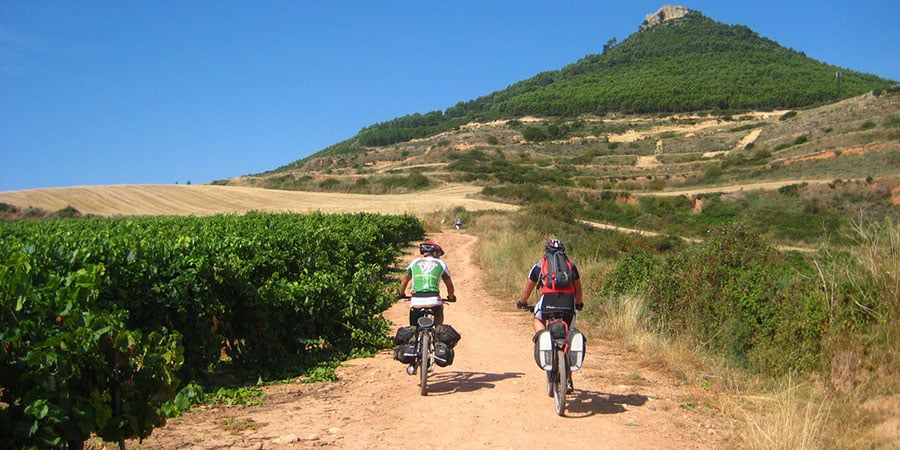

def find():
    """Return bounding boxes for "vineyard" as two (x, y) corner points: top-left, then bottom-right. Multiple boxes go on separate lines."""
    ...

(0, 212), (424, 448)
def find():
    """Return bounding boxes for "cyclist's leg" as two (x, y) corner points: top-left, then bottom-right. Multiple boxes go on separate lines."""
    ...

(433, 304), (444, 325)
(409, 307), (424, 326)
(533, 296), (547, 334)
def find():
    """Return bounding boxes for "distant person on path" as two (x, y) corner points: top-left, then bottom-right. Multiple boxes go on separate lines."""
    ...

(399, 241), (456, 326)
(516, 239), (584, 336)
(455, 217), (462, 232)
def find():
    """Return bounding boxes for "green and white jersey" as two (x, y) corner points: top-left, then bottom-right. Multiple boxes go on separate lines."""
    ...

(406, 256), (451, 305)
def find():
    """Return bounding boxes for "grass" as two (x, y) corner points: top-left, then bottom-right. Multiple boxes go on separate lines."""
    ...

(218, 417), (259, 434)
(733, 377), (833, 450)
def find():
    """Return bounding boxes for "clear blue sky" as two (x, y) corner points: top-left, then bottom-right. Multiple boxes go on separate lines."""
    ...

(2, 1), (898, 191)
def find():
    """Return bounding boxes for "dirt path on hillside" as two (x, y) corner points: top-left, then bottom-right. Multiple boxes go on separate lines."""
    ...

(126, 232), (735, 449)
(638, 178), (840, 197)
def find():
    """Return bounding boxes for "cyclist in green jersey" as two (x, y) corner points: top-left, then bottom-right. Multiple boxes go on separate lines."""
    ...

(398, 241), (456, 326)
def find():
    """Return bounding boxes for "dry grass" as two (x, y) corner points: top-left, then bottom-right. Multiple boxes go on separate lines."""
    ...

(0, 183), (518, 217)
(591, 293), (851, 449)
(728, 378), (833, 450)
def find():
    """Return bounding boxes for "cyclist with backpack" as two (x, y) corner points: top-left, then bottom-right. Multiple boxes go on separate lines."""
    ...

(515, 238), (584, 335)
(398, 241), (456, 326)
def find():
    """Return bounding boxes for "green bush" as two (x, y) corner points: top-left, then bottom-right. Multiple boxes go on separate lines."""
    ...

(779, 110), (798, 121)
(378, 173), (431, 190)
(859, 121), (877, 130)
(608, 224), (811, 370)
(601, 218), (898, 381)
(601, 249), (665, 295)
(523, 126), (548, 142)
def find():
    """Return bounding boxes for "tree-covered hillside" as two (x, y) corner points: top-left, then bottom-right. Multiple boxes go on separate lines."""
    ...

(286, 9), (894, 164)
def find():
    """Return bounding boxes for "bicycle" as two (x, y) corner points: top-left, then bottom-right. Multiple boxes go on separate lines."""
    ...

(398, 296), (456, 396)
(518, 302), (585, 416)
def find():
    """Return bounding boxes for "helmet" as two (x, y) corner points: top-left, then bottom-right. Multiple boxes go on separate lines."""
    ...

(419, 241), (445, 257)
(545, 238), (565, 252)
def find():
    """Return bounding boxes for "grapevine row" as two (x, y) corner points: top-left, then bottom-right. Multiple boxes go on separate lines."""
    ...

(0, 212), (424, 447)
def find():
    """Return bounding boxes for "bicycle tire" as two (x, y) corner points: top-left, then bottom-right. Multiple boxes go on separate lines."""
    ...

(554, 348), (567, 416)
(419, 331), (430, 396)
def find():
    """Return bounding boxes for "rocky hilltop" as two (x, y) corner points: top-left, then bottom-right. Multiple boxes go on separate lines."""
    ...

(640, 4), (691, 30)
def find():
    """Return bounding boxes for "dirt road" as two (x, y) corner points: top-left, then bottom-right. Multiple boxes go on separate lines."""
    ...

(129, 232), (733, 449)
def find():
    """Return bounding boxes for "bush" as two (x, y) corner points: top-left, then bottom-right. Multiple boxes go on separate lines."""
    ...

(523, 126), (548, 142)
(319, 178), (341, 190)
(779, 110), (798, 121)
(378, 173), (431, 190)
(607, 224), (814, 371)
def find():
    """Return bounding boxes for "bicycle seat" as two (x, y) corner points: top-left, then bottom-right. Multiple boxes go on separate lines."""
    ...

(417, 316), (435, 328)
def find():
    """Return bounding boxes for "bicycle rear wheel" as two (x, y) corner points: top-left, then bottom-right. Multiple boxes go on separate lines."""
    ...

(419, 332), (430, 396)
(554, 348), (567, 416)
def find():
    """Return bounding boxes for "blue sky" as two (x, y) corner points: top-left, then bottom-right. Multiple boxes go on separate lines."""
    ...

(2, 1), (898, 191)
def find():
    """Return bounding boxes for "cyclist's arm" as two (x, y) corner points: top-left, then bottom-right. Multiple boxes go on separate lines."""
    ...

(399, 273), (412, 296)
(443, 276), (455, 299)
(574, 278), (584, 306)
(518, 279), (537, 304)
(572, 263), (584, 306)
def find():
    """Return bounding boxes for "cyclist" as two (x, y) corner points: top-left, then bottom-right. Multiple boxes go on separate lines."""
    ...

(398, 241), (456, 326)
(516, 238), (584, 336)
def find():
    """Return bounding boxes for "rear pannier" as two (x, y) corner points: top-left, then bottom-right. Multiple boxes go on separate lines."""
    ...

(393, 344), (417, 364)
(568, 329), (586, 371)
(434, 342), (455, 366)
(392, 326), (417, 345)
(435, 324), (461, 348)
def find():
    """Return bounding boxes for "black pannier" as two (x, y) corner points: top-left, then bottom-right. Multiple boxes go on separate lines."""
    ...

(392, 326), (417, 345)
(548, 320), (568, 340)
(434, 342), (454, 367)
(393, 344), (417, 364)
(434, 324), (461, 348)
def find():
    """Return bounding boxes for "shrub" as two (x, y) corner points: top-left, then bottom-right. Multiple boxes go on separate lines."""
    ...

(481, 184), (550, 204)
(601, 249), (665, 295)
(319, 178), (341, 190)
(523, 126), (548, 142)
(379, 173), (430, 190)
(642, 224), (808, 370)
(779, 111), (798, 121)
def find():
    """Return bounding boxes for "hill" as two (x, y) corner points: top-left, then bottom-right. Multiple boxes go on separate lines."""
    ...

(265, 5), (896, 166)
(223, 88), (899, 203)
